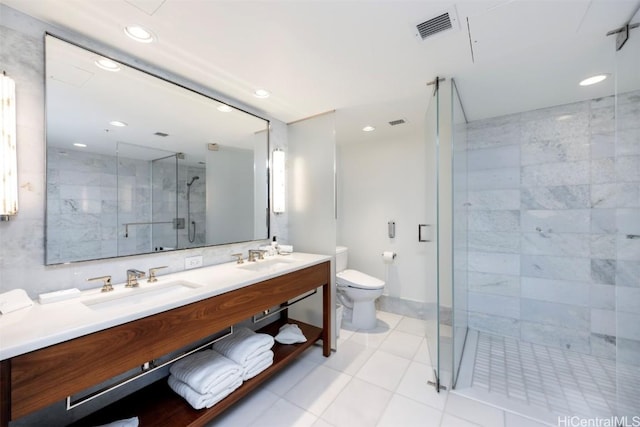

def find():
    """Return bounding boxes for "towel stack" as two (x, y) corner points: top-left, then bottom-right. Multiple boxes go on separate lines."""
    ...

(213, 327), (275, 380)
(168, 350), (243, 410)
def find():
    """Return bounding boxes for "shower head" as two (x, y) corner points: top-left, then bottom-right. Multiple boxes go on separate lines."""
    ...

(187, 176), (200, 186)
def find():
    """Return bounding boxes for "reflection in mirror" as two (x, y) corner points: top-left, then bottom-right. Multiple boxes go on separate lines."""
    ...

(45, 35), (270, 265)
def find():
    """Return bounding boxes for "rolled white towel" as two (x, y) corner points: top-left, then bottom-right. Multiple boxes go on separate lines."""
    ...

(169, 350), (242, 394)
(243, 350), (274, 380)
(168, 375), (242, 410)
(213, 327), (274, 366)
(275, 323), (307, 344)
(94, 417), (139, 427)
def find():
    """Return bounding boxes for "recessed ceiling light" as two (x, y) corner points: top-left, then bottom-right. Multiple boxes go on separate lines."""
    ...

(124, 25), (155, 43)
(579, 74), (608, 86)
(94, 57), (120, 72)
(253, 89), (271, 98)
(217, 104), (233, 112)
(109, 120), (127, 127)
(362, 126), (376, 132)
(73, 143), (87, 148)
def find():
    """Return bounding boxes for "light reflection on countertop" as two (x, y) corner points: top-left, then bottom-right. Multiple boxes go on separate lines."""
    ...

(0, 252), (331, 360)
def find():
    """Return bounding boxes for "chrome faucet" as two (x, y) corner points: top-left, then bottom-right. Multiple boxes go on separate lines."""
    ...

(126, 269), (146, 287)
(247, 249), (265, 262)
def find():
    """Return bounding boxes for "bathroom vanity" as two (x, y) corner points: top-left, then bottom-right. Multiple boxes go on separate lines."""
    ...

(0, 254), (331, 426)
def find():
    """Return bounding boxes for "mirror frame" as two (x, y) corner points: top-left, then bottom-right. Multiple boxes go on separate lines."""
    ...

(44, 33), (271, 265)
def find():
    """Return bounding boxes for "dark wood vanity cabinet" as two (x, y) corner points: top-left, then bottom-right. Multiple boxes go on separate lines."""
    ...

(0, 261), (331, 426)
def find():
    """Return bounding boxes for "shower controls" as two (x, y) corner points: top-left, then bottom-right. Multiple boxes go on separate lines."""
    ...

(186, 176), (200, 243)
(173, 218), (185, 229)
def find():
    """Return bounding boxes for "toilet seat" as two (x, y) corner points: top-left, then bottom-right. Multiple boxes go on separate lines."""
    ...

(336, 269), (384, 290)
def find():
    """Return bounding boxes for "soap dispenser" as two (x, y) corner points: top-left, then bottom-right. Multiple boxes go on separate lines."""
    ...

(271, 236), (279, 255)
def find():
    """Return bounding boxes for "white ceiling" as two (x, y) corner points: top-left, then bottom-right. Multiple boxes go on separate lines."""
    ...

(2, 0), (640, 145)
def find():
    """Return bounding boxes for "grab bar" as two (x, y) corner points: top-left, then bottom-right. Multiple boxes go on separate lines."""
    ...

(123, 221), (174, 238)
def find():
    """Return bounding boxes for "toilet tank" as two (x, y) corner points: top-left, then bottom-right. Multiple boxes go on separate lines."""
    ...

(335, 246), (348, 272)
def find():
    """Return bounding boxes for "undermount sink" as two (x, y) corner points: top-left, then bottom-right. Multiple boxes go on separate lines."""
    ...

(238, 257), (296, 272)
(82, 281), (202, 311)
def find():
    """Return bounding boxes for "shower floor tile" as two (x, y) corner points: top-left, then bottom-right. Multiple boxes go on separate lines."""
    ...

(457, 330), (623, 421)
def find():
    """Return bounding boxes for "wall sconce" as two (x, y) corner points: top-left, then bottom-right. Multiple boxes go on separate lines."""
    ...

(272, 149), (285, 214)
(1, 72), (18, 221)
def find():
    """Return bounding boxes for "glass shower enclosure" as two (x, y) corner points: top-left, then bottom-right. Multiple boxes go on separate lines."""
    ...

(431, 12), (640, 422)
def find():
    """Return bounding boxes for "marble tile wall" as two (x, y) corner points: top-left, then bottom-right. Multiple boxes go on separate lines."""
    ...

(150, 161), (207, 251)
(46, 148), (120, 263)
(465, 89), (640, 361)
(46, 149), (190, 262)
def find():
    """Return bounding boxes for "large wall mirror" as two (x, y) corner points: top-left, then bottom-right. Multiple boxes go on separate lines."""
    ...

(45, 35), (270, 265)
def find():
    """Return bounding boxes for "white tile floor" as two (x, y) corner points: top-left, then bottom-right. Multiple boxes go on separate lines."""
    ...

(206, 311), (552, 427)
(470, 331), (618, 417)
(455, 330), (640, 424)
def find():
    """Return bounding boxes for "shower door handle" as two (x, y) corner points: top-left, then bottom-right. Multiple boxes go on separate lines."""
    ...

(418, 224), (431, 242)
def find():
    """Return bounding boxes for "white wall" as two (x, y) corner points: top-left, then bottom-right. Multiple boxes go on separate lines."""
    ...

(287, 112), (337, 347)
(337, 126), (437, 304)
(206, 147), (254, 244)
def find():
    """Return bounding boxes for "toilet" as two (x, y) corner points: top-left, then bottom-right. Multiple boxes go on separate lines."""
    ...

(335, 246), (385, 330)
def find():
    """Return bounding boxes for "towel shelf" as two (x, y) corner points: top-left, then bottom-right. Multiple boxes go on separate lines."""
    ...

(68, 320), (323, 427)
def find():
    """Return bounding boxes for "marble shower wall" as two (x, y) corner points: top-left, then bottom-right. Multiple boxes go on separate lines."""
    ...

(46, 149), (206, 263)
(46, 148), (120, 264)
(466, 90), (640, 360)
(150, 161), (207, 251)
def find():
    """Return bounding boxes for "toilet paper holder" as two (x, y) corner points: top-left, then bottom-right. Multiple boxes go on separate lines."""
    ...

(381, 251), (397, 261)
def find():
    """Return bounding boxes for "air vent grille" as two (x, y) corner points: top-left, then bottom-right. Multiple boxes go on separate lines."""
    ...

(389, 119), (406, 126)
(417, 12), (453, 40)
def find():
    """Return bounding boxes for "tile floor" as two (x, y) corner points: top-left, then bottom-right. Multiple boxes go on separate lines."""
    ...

(206, 311), (553, 427)
(470, 331), (617, 417)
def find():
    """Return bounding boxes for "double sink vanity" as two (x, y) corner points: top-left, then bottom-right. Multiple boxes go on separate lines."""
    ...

(0, 252), (332, 426)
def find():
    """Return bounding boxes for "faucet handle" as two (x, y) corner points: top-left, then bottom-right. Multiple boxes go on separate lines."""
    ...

(147, 266), (168, 283)
(126, 269), (145, 288)
(88, 275), (113, 293)
(231, 253), (244, 264)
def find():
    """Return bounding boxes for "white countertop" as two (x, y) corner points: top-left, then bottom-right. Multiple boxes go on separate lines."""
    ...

(0, 252), (331, 360)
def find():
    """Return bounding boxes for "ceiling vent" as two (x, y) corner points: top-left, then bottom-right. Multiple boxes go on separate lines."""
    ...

(389, 119), (406, 126)
(416, 8), (458, 40)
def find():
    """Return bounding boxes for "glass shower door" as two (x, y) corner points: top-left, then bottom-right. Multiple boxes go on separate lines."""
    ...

(451, 79), (469, 389)
(614, 10), (640, 417)
(425, 77), (441, 390)
(425, 77), (457, 392)
(427, 77), (469, 392)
